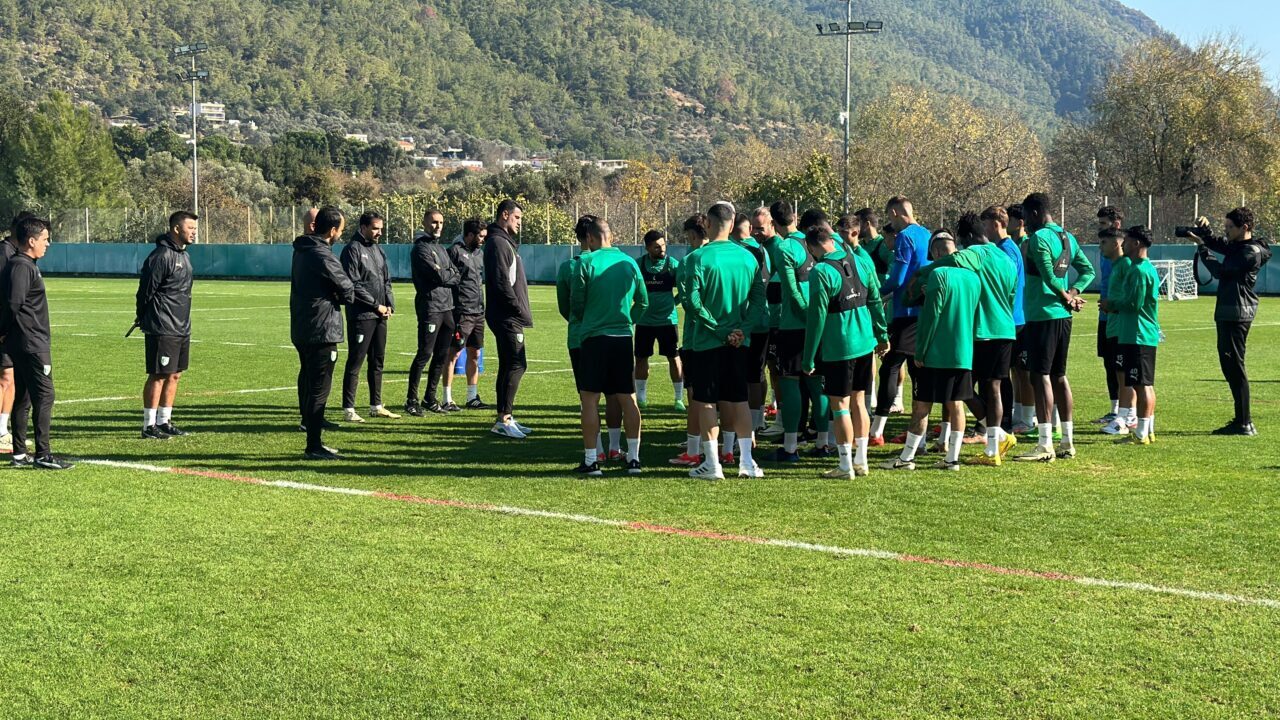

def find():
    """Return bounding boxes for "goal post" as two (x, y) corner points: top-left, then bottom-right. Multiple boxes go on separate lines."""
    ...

(1151, 259), (1198, 301)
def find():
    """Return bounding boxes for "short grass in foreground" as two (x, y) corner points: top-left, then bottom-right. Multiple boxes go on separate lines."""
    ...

(0, 277), (1277, 718)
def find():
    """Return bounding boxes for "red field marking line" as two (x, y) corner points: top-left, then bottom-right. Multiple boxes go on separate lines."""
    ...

(77, 459), (1280, 610)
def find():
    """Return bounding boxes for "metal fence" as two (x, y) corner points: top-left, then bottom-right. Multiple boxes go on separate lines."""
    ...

(46, 194), (1265, 246)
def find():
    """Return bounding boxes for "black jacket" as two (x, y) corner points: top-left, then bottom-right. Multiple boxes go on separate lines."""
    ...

(448, 240), (485, 317)
(1198, 235), (1273, 322)
(411, 233), (460, 317)
(290, 235), (355, 346)
(0, 254), (51, 355)
(340, 231), (394, 322)
(136, 234), (194, 337)
(483, 224), (532, 330)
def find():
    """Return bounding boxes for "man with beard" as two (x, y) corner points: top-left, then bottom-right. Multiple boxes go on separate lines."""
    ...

(137, 211), (198, 440)
(484, 199), (534, 438)
(406, 209), (460, 416)
(340, 211), (398, 423)
(442, 218), (490, 411)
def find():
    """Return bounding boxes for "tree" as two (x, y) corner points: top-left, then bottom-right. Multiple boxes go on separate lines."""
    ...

(8, 92), (127, 214)
(1051, 37), (1280, 210)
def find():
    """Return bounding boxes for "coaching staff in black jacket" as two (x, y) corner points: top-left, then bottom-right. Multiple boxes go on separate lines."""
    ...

(340, 211), (397, 423)
(484, 199), (534, 439)
(136, 211), (197, 441)
(0, 215), (72, 470)
(1191, 208), (1274, 436)
(291, 207), (356, 460)
(406, 208), (462, 416)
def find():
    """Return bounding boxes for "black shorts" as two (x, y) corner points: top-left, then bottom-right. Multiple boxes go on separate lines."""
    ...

(746, 332), (771, 384)
(569, 347), (583, 392)
(1024, 318), (1072, 377)
(686, 346), (749, 404)
(452, 314), (485, 350)
(578, 336), (635, 395)
(145, 334), (191, 375)
(972, 340), (1013, 382)
(766, 330), (781, 371)
(0, 350), (11, 370)
(819, 353), (874, 397)
(773, 328), (806, 377)
(916, 367), (975, 404)
(1121, 344), (1157, 387)
(635, 324), (678, 359)
(1096, 318), (1112, 358)
(888, 317), (918, 356)
(1012, 325), (1029, 371)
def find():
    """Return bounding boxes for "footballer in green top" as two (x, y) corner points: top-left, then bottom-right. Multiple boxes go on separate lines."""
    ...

(633, 229), (684, 411)
(1100, 226), (1160, 445)
(802, 226), (889, 479)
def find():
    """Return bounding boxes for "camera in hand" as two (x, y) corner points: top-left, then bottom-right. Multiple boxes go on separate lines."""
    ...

(1175, 226), (1200, 239)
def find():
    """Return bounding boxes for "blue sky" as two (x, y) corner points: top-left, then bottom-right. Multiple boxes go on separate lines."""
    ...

(1123, 0), (1280, 86)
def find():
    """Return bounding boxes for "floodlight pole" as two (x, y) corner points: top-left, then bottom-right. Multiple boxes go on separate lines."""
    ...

(816, 5), (883, 215)
(173, 43), (210, 213)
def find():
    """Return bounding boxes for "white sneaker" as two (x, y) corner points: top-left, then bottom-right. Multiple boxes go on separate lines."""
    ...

(0, 433), (11, 453)
(757, 420), (784, 438)
(490, 421), (527, 439)
(370, 405), (401, 419)
(823, 466), (856, 480)
(853, 463), (869, 477)
(738, 462), (764, 478)
(1101, 418), (1129, 435)
(343, 408), (365, 423)
(690, 462), (725, 480)
(511, 419), (532, 435)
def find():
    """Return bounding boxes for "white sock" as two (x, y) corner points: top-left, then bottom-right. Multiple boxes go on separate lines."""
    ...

(871, 415), (888, 438)
(738, 438), (755, 468)
(894, 387), (903, 406)
(917, 433), (930, 453)
(986, 427), (999, 457)
(636, 380), (648, 403)
(939, 422), (951, 444)
(687, 434), (700, 457)
(143, 408), (157, 429)
(627, 438), (641, 462)
(1061, 421), (1074, 446)
(722, 431), (736, 457)
(816, 431), (829, 448)
(784, 432), (799, 453)
(0, 412), (7, 435)
(159, 407), (173, 425)
(1149, 415), (1155, 435)
(855, 436), (869, 466)
(1110, 400), (1120, 415)
(837, 443), (853, 471)
(1038, 422), (1052, 448)
(704, 439), (723, 470)
(467, 384), (479, 401)
(751, 409), (764, 429)
(947, 431), (963, 463)
(596, 432), (604, 457)
(901, 432), (922, 461)
(585, 448), (598, 465)
(673, 381), (683, 398)
(1135, 417), (1150, 439)
(1124, 407), (1136, 423)
(1053, 407), (1062, 431)
(444, 386), (454, 405)
(609, 428), (621, 453)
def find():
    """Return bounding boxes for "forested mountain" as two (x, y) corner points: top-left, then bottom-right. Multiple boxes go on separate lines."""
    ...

(0, 0), (1163, 162)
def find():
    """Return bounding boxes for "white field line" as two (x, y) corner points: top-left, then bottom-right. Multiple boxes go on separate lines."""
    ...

(1162, 322), (1280, 333)
(76, 459), (1280, 610)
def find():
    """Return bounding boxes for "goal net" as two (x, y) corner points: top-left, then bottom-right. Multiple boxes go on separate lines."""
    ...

(1151, 259), (1198, 301)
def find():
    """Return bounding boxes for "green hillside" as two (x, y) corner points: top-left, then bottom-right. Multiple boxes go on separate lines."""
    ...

(0, 0), (1163, 161)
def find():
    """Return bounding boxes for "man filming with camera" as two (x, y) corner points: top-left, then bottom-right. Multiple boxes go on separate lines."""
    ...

(1186, 208), (1273, 436)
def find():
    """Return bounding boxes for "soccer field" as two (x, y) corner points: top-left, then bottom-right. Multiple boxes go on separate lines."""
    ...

(1, 277), (1278, 718)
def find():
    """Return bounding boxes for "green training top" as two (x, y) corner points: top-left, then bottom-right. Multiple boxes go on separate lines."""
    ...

(1023, 223), (1095, 323)
(636, 254), (680, 326)
(1108, 257), (1161, 347)
(919, 243), (1017, 341)
(557, 254), (587, 350)
(731, 236), (772, 333)
(762, 232), (800, 329)
(802, 248), (888, 371)
(683, 240), (765, 352)
(917, 266), (981, 370)
(570, 246), (649, 341)
(865, 235), (893, 284)
(677, 247), (700, 347)
(772, 231), (813, 331)
(1104, 257), (1132, 339)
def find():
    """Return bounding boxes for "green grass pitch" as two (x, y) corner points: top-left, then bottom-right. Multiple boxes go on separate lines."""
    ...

(1, 277), (1278, 718)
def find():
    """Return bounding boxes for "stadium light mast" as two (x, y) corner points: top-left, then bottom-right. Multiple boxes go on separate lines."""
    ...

(816, 6), (884, 215)
(172, 43), (210, 213)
